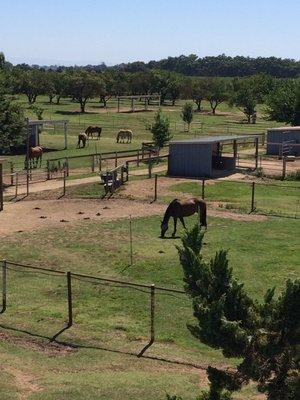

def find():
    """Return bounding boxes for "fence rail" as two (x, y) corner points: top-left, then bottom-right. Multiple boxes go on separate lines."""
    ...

(0, 259), (186, 357)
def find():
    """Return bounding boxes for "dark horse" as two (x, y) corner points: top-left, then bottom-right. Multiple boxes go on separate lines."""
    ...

(85, 125), (102, 140)
(160, 198), (207, 238)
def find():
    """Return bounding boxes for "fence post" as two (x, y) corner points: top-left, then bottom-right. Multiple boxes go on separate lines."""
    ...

(0, 163), (3, 212)
(1, 259), (7, 314)
(99, 153), (102, 172)
(153, 174), (158, 202)
(65, 157), (69, 177)
(62, 170), (67, 197)
(15, 173), (19, 198)
(251, 182), (255, 213)
(115, 152), (118, 168)
(26, 169), (29, 197)
(201, 179), (205, 200)
(255, 137), (259, 170)
(67, 271), (73, 327)
(138, 284), (155, 357)
(137, 150), (140, 167)
(148, 160), (152, 179)
(10, 162), (14, 186)
(46, 160), (50, 180)
(91, 155), (95, 172)
(129, 215), (133, 266)
(282, 156), (286, 180)
(125, 161), (129, 181)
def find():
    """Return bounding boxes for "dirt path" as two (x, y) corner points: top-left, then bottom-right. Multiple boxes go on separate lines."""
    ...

(5, 367), (42, 400)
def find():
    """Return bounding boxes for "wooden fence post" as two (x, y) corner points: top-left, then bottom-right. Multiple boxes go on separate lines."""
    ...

(137, 150), (140, 167)
(10, 162), (14, 186)
(0, 163), (3, 212)
(115, 152), (118, 168)
(1, 259), (7, 314)
(125, 161), (129, 182)
(129, 215), (133, 266)
(15, 173), (18, 198)
(153, 174), (158, 202)
(138, 284), (155, 357)
(65, 157), (69, 177)
(67, 271), (73, 327)
(26, 169), (29, 197)
(201, 179), (205, 200)
(148, 160), (152, 179)
(282, 157), (287, 180)
(99, 154), (102, 172)
(251, 182), (255, 213)
(62, 170), (67, 197)
(46, 160), (50, 180)
(91, 155), (95, 172)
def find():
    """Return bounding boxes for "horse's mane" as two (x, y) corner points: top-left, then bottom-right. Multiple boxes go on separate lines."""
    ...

(162, 199), (178, 222)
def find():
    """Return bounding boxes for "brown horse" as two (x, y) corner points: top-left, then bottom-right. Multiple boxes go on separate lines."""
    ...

(85, 126), (102, 140)
(77, 132), (88, 148)
(160, 198), (207, 238)
(25, 146), (43, 169)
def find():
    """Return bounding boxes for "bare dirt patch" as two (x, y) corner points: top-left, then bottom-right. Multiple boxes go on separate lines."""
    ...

(5, 366), (42, 400)
(0, 331), (74, 357)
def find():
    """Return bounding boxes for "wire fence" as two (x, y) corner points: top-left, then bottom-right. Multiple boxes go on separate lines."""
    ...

(0, 260), (198, 360)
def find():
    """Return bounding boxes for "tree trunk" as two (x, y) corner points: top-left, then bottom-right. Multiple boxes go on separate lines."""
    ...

(56, 95), (61, 105)
(197, 100), (201, 111)
(80, 102), (85, 113)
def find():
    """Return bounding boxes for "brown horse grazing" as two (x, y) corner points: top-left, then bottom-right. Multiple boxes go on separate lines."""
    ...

(85, 126), (102, 140)
(25, 146), (43, 169)
(77, 132), (88, 148)
(160, 198), (207, 238)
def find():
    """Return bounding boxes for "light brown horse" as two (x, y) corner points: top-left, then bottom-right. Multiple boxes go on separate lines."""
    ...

(85, 125), (102, 140)
(77, 132), (88, 148)
(25, 146), (43, 169)
(116, 129), (133, 143)
(160, 198), (207, 238)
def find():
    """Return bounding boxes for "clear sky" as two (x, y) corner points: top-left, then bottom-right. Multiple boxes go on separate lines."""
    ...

(0, 0), (299, 66)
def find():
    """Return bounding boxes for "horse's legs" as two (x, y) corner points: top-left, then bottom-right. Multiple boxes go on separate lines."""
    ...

(172, 217), (177, 237)
(179, 217), (186, 229)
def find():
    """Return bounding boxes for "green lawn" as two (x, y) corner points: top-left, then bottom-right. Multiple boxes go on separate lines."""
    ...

(0, 214), (299, 399)
(170, 180), (300, 218)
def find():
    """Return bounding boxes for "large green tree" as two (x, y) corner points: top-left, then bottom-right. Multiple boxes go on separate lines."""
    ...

(229, 78), (258, 123)
(174, 224), (300, 400)
(13, 69), (47, 104)
(0, 93), (26, 153)
(205, 79), (228, 115)
(266, 80), (300, 126)
(65, 71), (105, 112)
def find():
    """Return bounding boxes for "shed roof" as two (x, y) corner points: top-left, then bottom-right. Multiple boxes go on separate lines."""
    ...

(267, 126), (300, 132)
(170, 134), (261, 145)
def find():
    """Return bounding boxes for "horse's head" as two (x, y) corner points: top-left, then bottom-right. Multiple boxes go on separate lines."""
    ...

(160, 221), (168, 238)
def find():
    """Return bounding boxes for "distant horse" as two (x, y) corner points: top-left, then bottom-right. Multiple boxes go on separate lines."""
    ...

(116, 129), (133, 143)
(160, 198), (207, 238)
(25, 146), (43, 169)
(85, 125), (102, 140)
(77, 132), (88, 148)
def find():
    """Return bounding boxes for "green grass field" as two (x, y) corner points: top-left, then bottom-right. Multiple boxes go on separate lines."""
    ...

(0, 214), (299, 399)
(2, 95), (282, 172)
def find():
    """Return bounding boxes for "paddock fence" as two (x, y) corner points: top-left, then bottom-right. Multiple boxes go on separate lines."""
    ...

(0, 260), (199, 362)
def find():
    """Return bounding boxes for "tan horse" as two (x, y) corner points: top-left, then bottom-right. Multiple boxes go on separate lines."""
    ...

(116, 129), (133, 143)
(77, 132), (88, 148)
(85, 126), (102, 140)
(25, 146), (43, 169)
(160, 198), (207, 238)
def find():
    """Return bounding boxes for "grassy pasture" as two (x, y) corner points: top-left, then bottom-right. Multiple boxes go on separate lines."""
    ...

(3, 95), (282, 172)
(0, 214), (299, 399)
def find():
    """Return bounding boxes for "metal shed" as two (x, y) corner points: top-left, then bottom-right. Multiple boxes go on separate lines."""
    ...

(266, 127), (300, 156)
(168, 135), (260, 178)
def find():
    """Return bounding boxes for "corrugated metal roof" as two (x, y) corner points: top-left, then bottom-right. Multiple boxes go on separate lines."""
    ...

(170, 134), (261, 145)
(267, 126), (300, 132)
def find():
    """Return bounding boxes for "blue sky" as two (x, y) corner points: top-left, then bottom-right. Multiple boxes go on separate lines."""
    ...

(0, 0), (299, 65)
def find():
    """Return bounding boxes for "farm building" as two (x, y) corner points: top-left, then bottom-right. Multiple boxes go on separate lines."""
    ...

(168, 135), (261, 178)
(266, 127), (300, 156)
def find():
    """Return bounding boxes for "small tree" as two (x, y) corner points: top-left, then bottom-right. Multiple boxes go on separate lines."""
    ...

(0, 93), (26, 153)
(150, 109), (172, 149)
(173, 224), (300, 400)
(181, 102), (194, 132)
(229, 80), (258, 123)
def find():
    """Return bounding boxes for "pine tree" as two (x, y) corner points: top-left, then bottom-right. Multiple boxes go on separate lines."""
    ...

(172, 224), (300, 400)
(150, 109), (172, 149)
